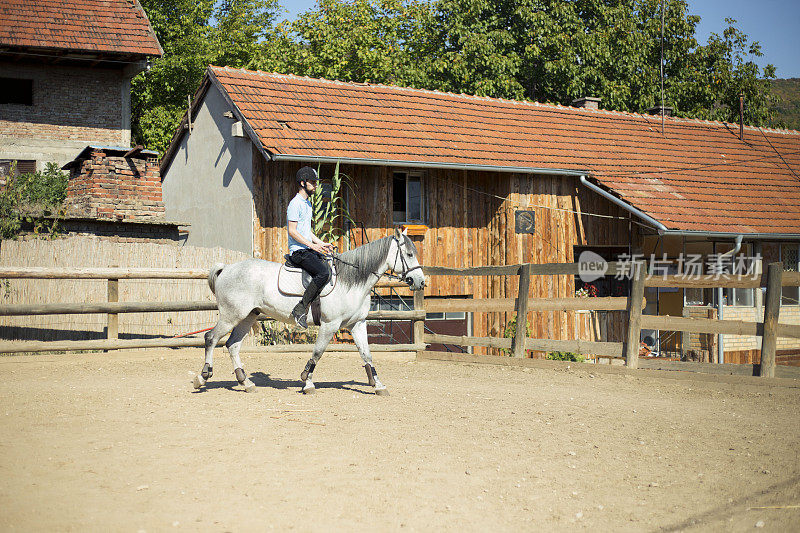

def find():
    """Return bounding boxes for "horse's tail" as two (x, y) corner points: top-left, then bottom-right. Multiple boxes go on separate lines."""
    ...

(208, 263), (225, 294)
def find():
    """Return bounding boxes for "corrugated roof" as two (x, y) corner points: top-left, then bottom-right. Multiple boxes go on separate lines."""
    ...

(0, 0), (162, 57)
(196, 66), (800, 234)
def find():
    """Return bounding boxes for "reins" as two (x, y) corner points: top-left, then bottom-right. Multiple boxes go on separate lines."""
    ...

(327, 236), (422, 284)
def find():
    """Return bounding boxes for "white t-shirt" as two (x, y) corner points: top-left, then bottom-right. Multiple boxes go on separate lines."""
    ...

(287, 193), (313, 253)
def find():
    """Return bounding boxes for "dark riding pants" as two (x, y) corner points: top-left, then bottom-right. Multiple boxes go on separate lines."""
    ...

(291, 249), (331, 304)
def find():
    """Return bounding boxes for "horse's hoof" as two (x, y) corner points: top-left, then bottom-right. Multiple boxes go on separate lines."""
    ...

(193, 374), (206, 389)
(243, 379), (256, 393)
(375, 387), (389, 396)
(302, 383), (316, 394)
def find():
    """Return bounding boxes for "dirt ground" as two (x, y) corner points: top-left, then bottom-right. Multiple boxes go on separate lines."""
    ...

(1, 348), (799, 532)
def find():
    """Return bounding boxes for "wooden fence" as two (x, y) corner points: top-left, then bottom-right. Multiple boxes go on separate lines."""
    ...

(0, 266), (422, 353)
(0, 236), (250, 342)
(416, 261), (800, 379)
(3, 258), (800, 380)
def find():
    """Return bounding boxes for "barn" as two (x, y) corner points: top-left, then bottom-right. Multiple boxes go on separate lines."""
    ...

(160, 66), (800, 361)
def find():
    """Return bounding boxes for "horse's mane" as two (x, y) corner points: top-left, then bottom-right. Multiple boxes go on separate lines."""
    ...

(334, 236), (393, 287)
(334, 235), (416, 287)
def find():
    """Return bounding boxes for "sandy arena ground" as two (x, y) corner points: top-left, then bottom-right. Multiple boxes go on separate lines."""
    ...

(1, 348), (799, 532)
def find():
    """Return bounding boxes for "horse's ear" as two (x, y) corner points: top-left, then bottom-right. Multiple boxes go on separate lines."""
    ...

(401, 227), (408, 236)
(394, 226), (402, 237)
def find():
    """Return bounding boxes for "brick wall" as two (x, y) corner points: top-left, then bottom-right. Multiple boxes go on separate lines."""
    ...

(65, 149), (165, 221)
(722, 305), (800, 351)
(0, 61), (128, 145)
(685, 304), (800, 356)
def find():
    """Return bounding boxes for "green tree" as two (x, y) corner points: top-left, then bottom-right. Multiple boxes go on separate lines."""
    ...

(415, 0), (776, 123)
(685, 19), (777, 125)
(254, 0), (430, 86)
(132, 0), (280, 154)
(134, 0), (779, 153)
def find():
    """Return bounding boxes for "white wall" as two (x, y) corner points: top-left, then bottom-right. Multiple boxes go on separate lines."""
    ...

(162, 84), (254, 254)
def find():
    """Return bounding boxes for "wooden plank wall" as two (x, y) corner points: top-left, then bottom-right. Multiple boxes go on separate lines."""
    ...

(252, 158), (635, 346)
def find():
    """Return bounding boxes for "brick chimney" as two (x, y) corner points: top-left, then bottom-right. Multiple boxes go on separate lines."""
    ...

(571, 97), (601, 110)
(63, 146), (165, 222)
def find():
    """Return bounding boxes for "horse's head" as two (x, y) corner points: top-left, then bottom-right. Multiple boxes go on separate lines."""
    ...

(389, 227), (425, 290)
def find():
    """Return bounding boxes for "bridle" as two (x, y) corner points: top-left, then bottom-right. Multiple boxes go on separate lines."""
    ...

(328, 235), (423, 286)
(391, 235), (424, 285)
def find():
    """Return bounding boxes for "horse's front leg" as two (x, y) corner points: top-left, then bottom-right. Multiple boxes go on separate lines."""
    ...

(351, 320), (388, 396)
(300, 320), (340, 394)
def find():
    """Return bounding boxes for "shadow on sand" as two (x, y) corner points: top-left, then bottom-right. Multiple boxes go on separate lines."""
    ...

(190, 371), (374, 395)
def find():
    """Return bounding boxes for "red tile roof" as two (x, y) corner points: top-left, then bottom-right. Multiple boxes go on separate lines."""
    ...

(204, 66), (800, 235)
(0, 0), (162, 57)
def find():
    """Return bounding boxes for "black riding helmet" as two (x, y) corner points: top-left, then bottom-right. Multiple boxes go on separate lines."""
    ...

(296, 166), (318, 184)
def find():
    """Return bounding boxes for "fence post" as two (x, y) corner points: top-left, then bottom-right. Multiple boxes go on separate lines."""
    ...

(413, 288), (425, 358)
(760, 262), (783, 378)
(107, 277), (119, 342)
(512, 263), (532, 358)
(624, 261), (646, 369)
(681, 307), (691, 359)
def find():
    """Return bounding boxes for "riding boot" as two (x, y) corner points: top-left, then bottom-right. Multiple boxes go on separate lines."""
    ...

(291, 280), (320, 329)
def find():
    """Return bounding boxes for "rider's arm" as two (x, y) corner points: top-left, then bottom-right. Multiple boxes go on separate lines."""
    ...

(288, 221), (329, 253)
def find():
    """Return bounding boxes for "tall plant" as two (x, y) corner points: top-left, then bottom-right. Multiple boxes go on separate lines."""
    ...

(311, 161), (357, 248)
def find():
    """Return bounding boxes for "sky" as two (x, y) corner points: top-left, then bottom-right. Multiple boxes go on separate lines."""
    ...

(276, 0), (800, 79)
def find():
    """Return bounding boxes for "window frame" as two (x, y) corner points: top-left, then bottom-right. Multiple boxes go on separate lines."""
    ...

(392, 171), (425, 224)
(722, 242), (756, 308)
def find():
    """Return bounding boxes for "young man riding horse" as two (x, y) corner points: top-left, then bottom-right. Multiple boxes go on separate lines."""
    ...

(193, 166), (425, 395)
(286, 166), (335, 328)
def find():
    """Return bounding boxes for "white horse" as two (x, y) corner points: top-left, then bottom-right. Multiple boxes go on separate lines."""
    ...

(193, 228), (425, 395)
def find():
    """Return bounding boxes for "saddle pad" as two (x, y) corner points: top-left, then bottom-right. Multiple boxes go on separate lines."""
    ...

(277, 260), (336, 298)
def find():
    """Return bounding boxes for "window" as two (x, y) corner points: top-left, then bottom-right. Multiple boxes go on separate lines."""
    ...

(368, 295), (413, 323)
(723, 243), (755, 307)
(425, 310), (466, 320)
(573, 246), (630, 297)
(683, 240), (713, 306)
(392, 172), (423, 223)
(682, 241), (757, 307)
(0, 159), (36, 178)
(370, 295), (413, 312)
(782, 243), (799, 305)
(0, 78), (33, 105)
(368, 295), (465, 320)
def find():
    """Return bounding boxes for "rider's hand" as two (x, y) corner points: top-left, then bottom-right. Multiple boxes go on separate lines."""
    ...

(311, 242), (329, 254)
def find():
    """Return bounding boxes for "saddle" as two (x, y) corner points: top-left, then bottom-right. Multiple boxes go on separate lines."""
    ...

(277, 254), (337, 298)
